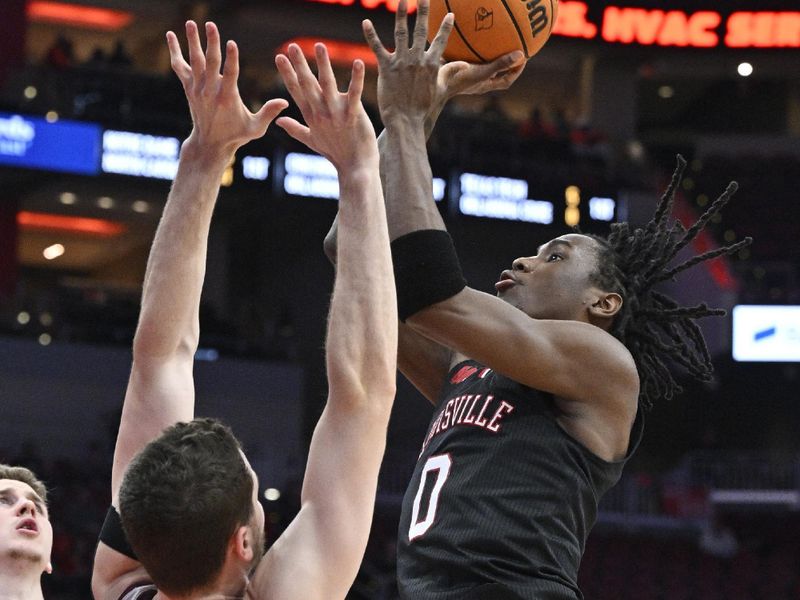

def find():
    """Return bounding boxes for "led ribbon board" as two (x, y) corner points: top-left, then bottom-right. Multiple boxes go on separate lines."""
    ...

(732, 305), (800, 362)
(459, 173), (553, 224)
(242, 156), (271, 181)
(284, 152), (445, 200)
(0, 112), (100, 175)
(101, 130), (181, 180)
(305, 0), (800, 48)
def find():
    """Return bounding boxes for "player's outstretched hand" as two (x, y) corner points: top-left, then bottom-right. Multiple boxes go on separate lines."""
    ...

(275, 43), (378, 172)
(362, 0), (449, 125)
(437, 51), (526, 99)
(362, 0), (525, 127)
(166, 21), (287, 158)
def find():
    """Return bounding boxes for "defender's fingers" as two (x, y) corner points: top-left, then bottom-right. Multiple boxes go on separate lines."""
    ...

(275, 54), (303, 102)
(255, 98), (289, 127)
(362, 20), (391, 63)
(166, 31), (191, 83)
(315, 43), (338, 97)
(275, 53), (316, 119)
(394, 0), (410, 50)
(275, 116), (313, 147)
(287, 44), (322, 99)
(412, 0), (431, 51)
(204, 22), (222, 75)
(221, 40), (240, 88)
(185, 21), (206, 77)
(426, 13), (455, 61)
(346, 59), (366, 111)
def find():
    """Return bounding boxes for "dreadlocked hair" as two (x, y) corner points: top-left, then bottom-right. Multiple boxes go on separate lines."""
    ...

(587, 155), (752, 409)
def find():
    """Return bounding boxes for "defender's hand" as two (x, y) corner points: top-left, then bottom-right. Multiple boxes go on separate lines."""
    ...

(166, 21), (287, 159)
(275, 43), (378, 172)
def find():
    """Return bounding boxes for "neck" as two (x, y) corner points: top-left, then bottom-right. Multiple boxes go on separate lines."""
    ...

(161, 577), (248, 600)
(163, 593), (243, 600)
(0, 566), (44, 600)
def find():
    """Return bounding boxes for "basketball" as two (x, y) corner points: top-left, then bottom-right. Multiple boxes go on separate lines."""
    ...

(428, 0), (559, 63)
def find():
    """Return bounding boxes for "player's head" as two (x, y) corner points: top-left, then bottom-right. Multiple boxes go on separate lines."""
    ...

(500, 156), (750, 408)
(0, 464), (53, 577)
(119, 418), (265, 596)
(498, 232), (624, 326)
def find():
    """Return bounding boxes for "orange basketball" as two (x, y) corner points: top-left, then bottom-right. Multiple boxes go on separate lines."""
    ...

(428, 0), (558, 63)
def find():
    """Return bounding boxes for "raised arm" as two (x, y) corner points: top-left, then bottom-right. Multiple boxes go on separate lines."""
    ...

(92, 21), (286, 598)
(323, 1), (525, 403)
(250, 44), (395, 600)
(362, 1), (639, 416)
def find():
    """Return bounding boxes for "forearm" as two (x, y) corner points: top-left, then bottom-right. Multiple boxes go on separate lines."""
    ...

(322, 111), (444, 260)
(326, 165), (397, 401)
(133, 140), (230, 359)
(381, 118), (446, 240)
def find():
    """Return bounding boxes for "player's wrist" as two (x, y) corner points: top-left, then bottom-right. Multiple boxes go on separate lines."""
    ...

(382, 110), (427, 132)
(337, 160), (380, 188)
(180, 136), (236, 168)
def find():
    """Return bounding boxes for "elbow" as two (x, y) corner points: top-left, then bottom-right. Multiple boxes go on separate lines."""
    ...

(132, 321), (198, 362)
(323, 233), (337, 266)
(327, 373), (396, 414)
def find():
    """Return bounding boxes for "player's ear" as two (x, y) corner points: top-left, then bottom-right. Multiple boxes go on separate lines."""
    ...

(588, 291), (623, 320)
(231, 525), (254, 562)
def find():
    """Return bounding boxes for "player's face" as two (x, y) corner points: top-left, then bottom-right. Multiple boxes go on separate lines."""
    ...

(0, 479), (53, 572)
(495, 233), (604, 321)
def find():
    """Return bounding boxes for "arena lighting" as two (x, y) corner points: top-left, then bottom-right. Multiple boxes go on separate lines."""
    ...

(264, 488), (281, 501)
(131, 200), (150, 214)
(17, 211), (126, 237)
(306, 0), (800, 48)
(737, 62), (754, 77)
(278, 38), (378, 68)
(27, 1), (134, 31)
(42, 243), (65, 260)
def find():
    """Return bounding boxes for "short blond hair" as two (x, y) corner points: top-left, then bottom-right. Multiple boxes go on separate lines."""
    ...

(0, 464), (47, 505)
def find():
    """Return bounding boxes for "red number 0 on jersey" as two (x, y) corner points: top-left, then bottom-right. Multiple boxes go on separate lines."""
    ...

(408, 454), (452, 540)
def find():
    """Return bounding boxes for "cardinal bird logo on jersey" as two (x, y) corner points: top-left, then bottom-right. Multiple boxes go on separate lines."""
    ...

(450, 365), (479, 384)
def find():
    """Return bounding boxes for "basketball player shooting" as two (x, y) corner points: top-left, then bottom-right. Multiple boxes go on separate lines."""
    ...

(355, 1), (750, 598)
(92, 22), (397, 600)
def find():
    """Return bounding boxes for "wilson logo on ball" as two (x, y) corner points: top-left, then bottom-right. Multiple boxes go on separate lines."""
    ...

(525, 0), (549, 36)
(431, 0), (558, 63)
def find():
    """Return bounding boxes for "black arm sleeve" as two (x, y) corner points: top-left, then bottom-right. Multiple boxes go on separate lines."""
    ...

(99, 505), (138, 560)
(391, 230), (467, 322)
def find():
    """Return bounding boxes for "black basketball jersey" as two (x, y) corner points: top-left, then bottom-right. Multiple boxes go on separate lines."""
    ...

(397, 360), (644, 600)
